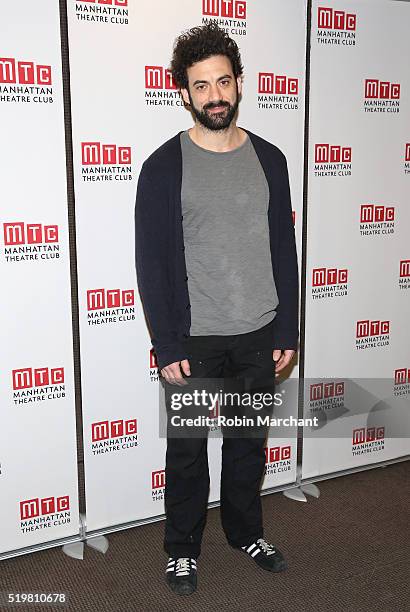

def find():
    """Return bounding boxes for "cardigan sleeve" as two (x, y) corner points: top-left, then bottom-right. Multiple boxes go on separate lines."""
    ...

(134, 161), (188, 370)
(272, 153), (300, 350)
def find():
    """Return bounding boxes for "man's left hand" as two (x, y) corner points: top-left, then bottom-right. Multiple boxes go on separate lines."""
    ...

(272, 349), (296, 376)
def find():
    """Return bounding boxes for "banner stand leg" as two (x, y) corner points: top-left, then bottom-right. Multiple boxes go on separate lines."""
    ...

(282, 487), (307, 502)
(62, 542), (84, 560)
(61, 510), (109, 558)
(281, 465), (320, 501)
(61, 537), (109, 559)
(300, 483), (320, 498)
(86, 536), (109, 554)
(62, 513), (86, 559)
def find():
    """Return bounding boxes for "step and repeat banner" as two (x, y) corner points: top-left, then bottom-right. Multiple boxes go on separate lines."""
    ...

(67, 0), (306, 533)
(302, 0), (410, 479)
(0, 1), (80, 557)
(2, 0), (409, 561)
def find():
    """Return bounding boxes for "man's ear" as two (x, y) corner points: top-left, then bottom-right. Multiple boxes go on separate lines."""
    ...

(180, 87), (190, 106)
(236, 76), (243, 97)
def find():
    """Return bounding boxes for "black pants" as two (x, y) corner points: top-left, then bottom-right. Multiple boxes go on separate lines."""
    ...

(163, 320), (276, 559)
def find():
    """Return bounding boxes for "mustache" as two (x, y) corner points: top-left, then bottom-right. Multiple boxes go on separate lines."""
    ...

(203, 100), (230, 111)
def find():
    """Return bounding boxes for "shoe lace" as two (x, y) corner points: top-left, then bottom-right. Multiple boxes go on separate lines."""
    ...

(175, 558), (191, 576)
(257, 538), (276, 555)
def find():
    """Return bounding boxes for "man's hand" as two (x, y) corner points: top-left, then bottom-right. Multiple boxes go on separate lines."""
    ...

(272, 349), (296, 376)
(161, 359), (191, 386)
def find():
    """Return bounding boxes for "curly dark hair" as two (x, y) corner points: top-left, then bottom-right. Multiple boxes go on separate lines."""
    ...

(170, 22), (244, 90)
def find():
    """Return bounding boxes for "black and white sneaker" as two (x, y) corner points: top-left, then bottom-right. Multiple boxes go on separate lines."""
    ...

(239, 538), (287, 572)
(166, 557), (197, 595)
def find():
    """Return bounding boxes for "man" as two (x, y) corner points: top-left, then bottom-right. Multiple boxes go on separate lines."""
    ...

(135, 22), (298, 595)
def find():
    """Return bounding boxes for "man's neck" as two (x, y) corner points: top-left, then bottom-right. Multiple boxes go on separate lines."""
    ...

(188, 123), (247, 152)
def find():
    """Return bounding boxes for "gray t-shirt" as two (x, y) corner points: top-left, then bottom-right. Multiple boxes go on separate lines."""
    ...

(180, 130), (278, 335)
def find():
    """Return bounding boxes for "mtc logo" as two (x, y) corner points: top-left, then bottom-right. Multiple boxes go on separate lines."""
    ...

(360, 205), (395, 223)
(352, 426), (384, 445)
(145, 66), (176, 90)
(318, 7), (356, 30)
(152, 470), (165, 489)
(356, 320), (390, 338)
(77, 0), (128, 4)
(87, 289), (134, 311)
(92, 419), (137, 442)
(394, 368), (410, 385)
(3, 222), (58, 246)
(20, 495), (70, 520)
(258, 73), (298, 95)
(365, 79), (400, 99)
(81, 142), (131, 165)
(12, 367), (64, 391)
(312, 268), (348, 286)
(149, 349), (158, 369)
(310, 381), (344, 401)
(203, 0), (246, 18)
(406, 143), (410, 162)
(0, 57), (52, 85)
(315, 144), (352, 163)
(264, 445), (291, 464)
(400, 260), (410, 278)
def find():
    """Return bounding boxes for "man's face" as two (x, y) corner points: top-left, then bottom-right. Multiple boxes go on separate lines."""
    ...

(181, 54), (242, 131)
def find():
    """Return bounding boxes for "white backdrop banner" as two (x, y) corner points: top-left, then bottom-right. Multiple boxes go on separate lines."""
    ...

(302, 0), (410, 480)
(67, 0), (306, 533)
(0, 1), (80, 556)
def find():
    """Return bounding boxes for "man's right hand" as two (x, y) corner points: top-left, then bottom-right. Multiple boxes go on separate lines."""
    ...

(161, 359), (191, 386)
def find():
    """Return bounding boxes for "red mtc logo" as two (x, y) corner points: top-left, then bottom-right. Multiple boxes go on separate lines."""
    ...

(3, 223), (58, 246)
(77, 0), (128, 5)
(81, 143), (131, 165)
(87, 289), (134, 311)
(400, 260), (410, 278)
(315, 144), (352, 163)
(152, 470), (166, 489)
(144, 66), (176, 90)
(317, 7), (356, 30)
(12, 367), (64, 391)
(312, 268), (348, 286)
(258, 73), (298, 95)
(394, 368), (410, 385)
(264, 445), (291, 464)
(310, 381), (344, 401)
(203, 0), (246, 18)
(92, 419), (137, 442)
(405, 144), (410, 162)
(356, 320), (390, 338)
(364, 79), (400, 99)
(149, 349), (158, 369)
(352, 426), (384, 445)
(20, 496), (70, 520)
(360, 205), (395, 223)
(0, 57), (52, 85)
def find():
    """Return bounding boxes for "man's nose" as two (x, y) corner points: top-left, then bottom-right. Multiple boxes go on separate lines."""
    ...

(208, 82), (221, 102)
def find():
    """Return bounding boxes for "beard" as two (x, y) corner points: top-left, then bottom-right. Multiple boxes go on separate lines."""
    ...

(187, 86), (239, 131)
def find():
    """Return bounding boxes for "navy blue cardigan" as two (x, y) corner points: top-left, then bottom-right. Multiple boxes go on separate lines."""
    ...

(135, 130), (299, 370)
